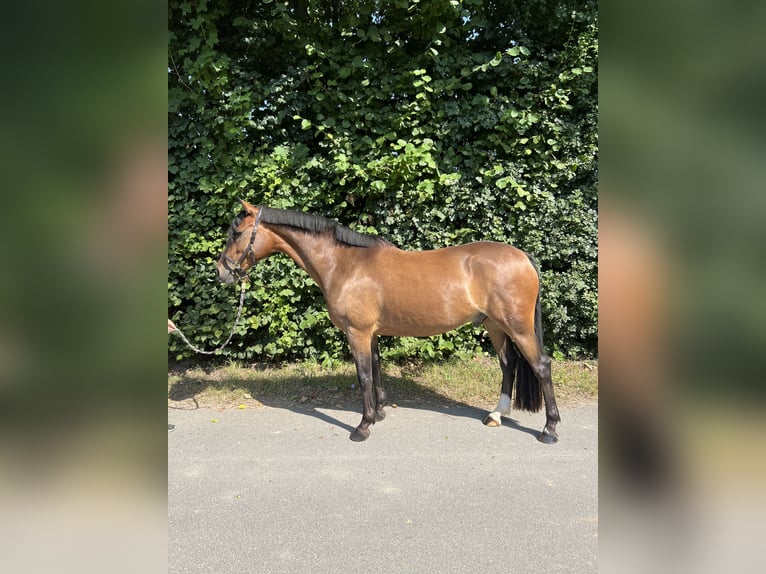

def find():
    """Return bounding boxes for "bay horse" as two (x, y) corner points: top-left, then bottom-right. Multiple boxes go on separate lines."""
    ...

(216, 200), (560, 443)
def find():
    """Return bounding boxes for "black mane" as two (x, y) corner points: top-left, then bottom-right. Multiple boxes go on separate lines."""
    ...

(258, 207), (392, 248)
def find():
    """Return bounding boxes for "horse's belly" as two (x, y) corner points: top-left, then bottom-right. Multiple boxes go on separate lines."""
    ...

(375, 304), (480, 337)
(376, 322), (470, 337)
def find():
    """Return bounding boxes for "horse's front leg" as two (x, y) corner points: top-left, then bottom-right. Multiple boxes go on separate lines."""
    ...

(347, 329), (376, 442)
(371, 336), (386, 422)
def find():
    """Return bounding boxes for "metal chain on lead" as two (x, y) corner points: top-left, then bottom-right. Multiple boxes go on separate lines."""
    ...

(170, 280), (248, 355)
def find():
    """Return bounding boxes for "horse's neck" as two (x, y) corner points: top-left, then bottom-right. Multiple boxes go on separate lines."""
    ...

(269, 226), (337, 292)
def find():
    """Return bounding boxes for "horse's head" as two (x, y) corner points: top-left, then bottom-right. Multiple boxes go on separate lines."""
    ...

(216, 199), (269, 284)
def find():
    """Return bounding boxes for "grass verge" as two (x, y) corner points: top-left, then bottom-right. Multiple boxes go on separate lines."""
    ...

(168, 357), (597, 411)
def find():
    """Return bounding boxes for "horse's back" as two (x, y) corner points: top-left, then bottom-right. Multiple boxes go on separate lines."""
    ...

(377, 241), (534, 282)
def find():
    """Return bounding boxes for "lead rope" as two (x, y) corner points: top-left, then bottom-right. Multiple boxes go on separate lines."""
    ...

(170, 279), (248, 355)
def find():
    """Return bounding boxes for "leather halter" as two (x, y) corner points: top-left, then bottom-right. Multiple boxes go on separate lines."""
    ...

(221, 206), (263, 278)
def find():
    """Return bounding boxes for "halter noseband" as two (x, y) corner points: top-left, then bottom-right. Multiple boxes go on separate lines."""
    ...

(222, 206), (263, 278)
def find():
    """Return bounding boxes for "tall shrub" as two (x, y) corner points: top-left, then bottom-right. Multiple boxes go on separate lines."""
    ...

(169, 0), (597, 362)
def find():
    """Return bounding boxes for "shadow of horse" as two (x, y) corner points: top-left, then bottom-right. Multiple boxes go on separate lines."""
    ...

(168, 365), (540, 439)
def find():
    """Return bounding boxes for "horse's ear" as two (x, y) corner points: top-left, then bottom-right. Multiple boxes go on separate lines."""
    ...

(238, 198), (256, 214)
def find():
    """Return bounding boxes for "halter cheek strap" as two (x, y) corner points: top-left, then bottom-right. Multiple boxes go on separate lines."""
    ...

(222, 206), (263, 277)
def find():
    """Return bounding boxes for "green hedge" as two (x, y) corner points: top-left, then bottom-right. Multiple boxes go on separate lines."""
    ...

(169, 0), (597, 363)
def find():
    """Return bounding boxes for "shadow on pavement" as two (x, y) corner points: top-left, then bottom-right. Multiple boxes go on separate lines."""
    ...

(168, 366), (540, 439)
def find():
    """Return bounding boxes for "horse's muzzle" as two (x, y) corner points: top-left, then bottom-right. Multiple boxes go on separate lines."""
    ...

(216, 263), (238, 285)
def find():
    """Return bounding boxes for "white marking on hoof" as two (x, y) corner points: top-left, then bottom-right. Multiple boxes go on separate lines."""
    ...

(484, 413), (502, 427)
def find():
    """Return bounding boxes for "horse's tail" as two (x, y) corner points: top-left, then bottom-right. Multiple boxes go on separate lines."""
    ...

(509, 253), (544, 412)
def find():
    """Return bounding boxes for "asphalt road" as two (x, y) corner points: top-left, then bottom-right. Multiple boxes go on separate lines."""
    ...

(169, 400), (597, 574)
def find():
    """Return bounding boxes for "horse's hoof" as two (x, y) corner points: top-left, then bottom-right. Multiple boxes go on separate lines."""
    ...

(537, 428), (558, 444)
(375, 409), (386, 422)
(483, 414), (501, 427)
(350, 428), (370, 442)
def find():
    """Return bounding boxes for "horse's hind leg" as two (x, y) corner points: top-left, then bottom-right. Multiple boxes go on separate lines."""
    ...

(484, 302), (561, 443)
(371, 336), (386, 422)
(483, 319), (514, 427)
(507, 327), (561, 444)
